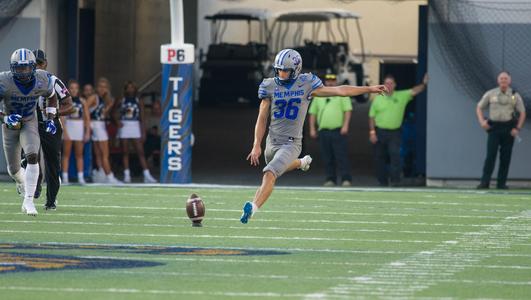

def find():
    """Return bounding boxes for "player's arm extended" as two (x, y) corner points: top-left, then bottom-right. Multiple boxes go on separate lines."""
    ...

(312, 85), (387, 97)
(247, 99), (270, 166)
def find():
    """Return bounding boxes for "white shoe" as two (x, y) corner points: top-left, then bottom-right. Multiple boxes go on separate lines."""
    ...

(94, 170), (106, 183)
(124, 174), (131, 183)
(106, 175), (123, 185)
(143, 173), (157, 183)
(16, 183), (25, 198)
(78, 177), (86, 185)
(62, 176), (69, 185)
(300, 155), (313, 172)
(21, 199), (38, 216)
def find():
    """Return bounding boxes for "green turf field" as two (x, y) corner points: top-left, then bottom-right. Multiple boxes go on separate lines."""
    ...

(0, 182), (529, 299)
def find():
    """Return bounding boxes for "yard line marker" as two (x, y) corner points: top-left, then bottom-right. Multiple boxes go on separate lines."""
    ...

(105, 270), (531, 286)
(307, 210), (531, 299)
(81, 255), (531, 270)
(0, 211), (528, 229)
(0, 229), (451, 244)
(2, 229), (531, 253)
(0, 286), (308, 298)
(0, 219), (499, 235)
(57, 191), (526, 208)
(0, 203), (510, 219)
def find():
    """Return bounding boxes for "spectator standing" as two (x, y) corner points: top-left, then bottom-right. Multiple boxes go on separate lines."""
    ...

(369, 74), (427, 186)
(308, 73), (353, 186)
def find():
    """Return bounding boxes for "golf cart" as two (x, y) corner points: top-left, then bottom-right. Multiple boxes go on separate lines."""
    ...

(269, 9), (370, 103)
(199, 8), (271, 106)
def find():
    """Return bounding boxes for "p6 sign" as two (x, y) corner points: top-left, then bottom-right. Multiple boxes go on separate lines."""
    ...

(161, 44), (195, 64)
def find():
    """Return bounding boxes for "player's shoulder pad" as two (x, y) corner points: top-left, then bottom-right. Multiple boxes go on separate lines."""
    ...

(259, 77), (275, 88)
(258, 78), (275, 99)
(34, 69), (52, 82)
(0, 72), (8, 95)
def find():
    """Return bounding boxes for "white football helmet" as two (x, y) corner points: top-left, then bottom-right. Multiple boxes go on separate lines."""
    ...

(10, 48), (36, 82)
(273, 49), (302, 83)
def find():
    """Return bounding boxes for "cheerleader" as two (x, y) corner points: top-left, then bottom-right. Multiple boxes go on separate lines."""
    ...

(116, 81), (157, 183)
(61, 80), (90, 184)
(86, 77), (121, 184)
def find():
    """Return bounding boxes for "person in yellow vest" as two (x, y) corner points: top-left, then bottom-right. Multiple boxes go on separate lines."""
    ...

(309, 73), (353, 186)
(476, 71), (526, 189)
(369, 74), (428, 186)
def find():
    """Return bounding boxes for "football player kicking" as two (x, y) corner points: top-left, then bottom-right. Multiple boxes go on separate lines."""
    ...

(0, 48), (58, 216)
(240, 49), (387, 224)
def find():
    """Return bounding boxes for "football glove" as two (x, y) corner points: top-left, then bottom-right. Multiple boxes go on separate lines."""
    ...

(45, 119), (57, 135)
(3, 114), (22, 129)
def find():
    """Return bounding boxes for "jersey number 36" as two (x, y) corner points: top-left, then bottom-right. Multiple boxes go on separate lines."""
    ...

(274, 98), (301, 120)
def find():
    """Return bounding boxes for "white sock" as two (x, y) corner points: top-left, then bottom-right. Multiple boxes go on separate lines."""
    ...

(12, 168), (25, 184)
(124, 169), (131, 177)
(142, 169), (151, 177)
(24, 164), (39, 201)
(62, 172), (68, 180)
(77, 172), (84, 180)
(298, 158), (304, 169)
(107, 172), (115, 179)
(251, 202), (258, 213)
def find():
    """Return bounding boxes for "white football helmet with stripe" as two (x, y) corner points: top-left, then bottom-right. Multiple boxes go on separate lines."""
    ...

(10, 48), (36, 82)
(273, 49), (302, 83)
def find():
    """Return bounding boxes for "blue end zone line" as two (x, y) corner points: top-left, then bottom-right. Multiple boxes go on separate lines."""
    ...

(81, 183), (531, 195)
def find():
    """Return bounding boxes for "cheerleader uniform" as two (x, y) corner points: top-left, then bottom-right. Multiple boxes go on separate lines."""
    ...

(90, 96), (108, 141)
(65, 96), (84, 141)
(118, 97), (142, 139)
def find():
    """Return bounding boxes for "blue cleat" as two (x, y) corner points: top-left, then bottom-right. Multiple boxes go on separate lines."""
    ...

(240, 201), (253, 224)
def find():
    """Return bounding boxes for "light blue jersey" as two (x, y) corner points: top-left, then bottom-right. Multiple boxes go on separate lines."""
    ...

(0, 69), (54, 121)
(258, 73), (323, 141)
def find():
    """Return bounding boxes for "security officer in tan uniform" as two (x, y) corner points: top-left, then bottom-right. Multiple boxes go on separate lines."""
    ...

(476, 71), (526, 189)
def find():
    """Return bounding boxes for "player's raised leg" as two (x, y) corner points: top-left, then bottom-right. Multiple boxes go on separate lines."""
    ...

(241, 143), (301, 224)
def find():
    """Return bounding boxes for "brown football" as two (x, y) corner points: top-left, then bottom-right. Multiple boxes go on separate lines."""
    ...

(186, 193), (205, 227)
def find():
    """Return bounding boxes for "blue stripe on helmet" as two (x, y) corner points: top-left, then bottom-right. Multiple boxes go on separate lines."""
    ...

(279, 49), (291, 66)
(275, 49), (288, 66)
(20, 50), (23, 61)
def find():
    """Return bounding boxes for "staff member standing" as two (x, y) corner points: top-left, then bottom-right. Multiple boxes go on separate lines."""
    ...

(476, 71), (526, 189)
(309, 73), (353, 187)
(369, 74), (428, 186)
(32, 49), (74, 209)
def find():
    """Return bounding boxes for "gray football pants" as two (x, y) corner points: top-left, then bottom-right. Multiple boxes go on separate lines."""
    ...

(2, 116), (40, 176)
(263, 136), (302, 178)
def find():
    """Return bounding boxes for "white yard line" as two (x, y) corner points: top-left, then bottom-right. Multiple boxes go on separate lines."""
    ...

(0, 229), (452, 244)
(306, 210), (531, 299)
(105, 270), (531, 286)
(56, 191), (528, 208)
(0, 219), (497, 235)
(0, 202), (510, 219)
(0, 286), (307, 298)
(1, 229), (531, 255)
(0, 211), (527, 229)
